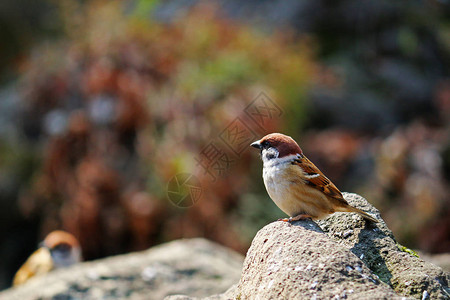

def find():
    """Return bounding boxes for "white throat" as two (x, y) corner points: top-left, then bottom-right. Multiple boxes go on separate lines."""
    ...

(261, 151), (299, 168)
(261, 147), (279, 165)
(52, 247), (82, 268)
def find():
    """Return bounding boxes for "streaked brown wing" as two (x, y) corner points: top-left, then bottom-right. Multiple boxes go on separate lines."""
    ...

(293, 155), (348, 205)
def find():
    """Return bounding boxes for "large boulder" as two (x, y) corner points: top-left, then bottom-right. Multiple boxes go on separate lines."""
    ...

(168, 193), (449, 300)
(418, 253), (450, 273)
(316, 193), (450, 299)
(229, 219), (401, 299)
(2, 193), (448, 300)
(0, 239), (244, 300)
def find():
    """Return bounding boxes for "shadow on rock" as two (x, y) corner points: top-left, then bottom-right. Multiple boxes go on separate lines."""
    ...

(289, 219), (324, 233)
(317, 192), (449, 299)
(351, 222), (393, 286)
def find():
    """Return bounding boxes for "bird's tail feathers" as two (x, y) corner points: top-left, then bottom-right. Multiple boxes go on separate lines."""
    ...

(344, 206), (379, 223)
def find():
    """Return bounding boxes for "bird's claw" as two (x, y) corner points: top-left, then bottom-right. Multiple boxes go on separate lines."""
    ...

(278, 214), (313, 223)
(277, 217), (295, 223)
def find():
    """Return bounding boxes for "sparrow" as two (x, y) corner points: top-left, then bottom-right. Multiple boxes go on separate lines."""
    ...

(13, 230), (82, 286)
(251, 133), (378, 223)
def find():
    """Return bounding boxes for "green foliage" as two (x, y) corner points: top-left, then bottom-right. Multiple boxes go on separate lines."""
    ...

(133, 0), (160, 17)
(13, 0), (316, 256)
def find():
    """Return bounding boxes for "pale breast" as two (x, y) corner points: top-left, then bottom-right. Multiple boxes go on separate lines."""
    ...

(262, 159), (333, 218)
(263, 162), (299, 216)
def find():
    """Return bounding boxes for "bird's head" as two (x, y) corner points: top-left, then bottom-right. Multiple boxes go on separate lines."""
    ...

(42, 230), (82, 268)
(250, 133), (303, 163)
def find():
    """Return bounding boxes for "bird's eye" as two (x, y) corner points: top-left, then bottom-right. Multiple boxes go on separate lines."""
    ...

(262, 141), (270, 148)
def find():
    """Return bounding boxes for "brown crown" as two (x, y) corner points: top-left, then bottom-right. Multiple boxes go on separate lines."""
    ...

(259, 133), (302, 157)
(43, 230), (80, 249)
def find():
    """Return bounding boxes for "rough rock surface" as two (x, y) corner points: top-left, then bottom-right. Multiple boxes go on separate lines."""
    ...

(169, 193), (449, 300)
(316, 193), (450, 299)
(234, 220), (401, 299)
(2, 193), (448, 300)
(419, 252), (450, 273)
(0, 239), (244, 300)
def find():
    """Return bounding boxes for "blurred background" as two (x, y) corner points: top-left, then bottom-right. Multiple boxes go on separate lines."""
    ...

(0, 0), (449, 290)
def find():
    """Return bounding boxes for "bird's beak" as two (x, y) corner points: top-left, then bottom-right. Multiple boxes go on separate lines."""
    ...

(250, 140), (261, 149)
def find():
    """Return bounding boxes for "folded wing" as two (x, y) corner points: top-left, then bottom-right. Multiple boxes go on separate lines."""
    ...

(292, 155), (349, 207)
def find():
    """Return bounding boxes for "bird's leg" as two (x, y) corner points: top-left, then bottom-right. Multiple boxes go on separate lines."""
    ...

(278, 214), (313, 222)
(278, 217), (290, 222)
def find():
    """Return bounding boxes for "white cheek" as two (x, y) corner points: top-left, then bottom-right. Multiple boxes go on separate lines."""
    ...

(261, 148), (279, 164)
(52, 248), (82, 268)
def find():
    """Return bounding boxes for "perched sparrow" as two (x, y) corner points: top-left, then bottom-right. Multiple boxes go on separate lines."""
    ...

(251, 133), (378, 223)
(13, 230), (82, 286)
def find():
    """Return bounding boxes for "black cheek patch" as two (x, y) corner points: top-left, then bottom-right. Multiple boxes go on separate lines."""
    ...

(266, 153), (277, 160)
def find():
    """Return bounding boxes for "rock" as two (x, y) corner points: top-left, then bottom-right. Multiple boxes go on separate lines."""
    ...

(418, 252), (450, 273)
(3, 193), (448, 300)
(0, 238), (244, 300)
(239, 221), (407, 299)
(233, 220), (402, 299)
(170, 193), (449, 299)
(316, 193), (450, 299)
